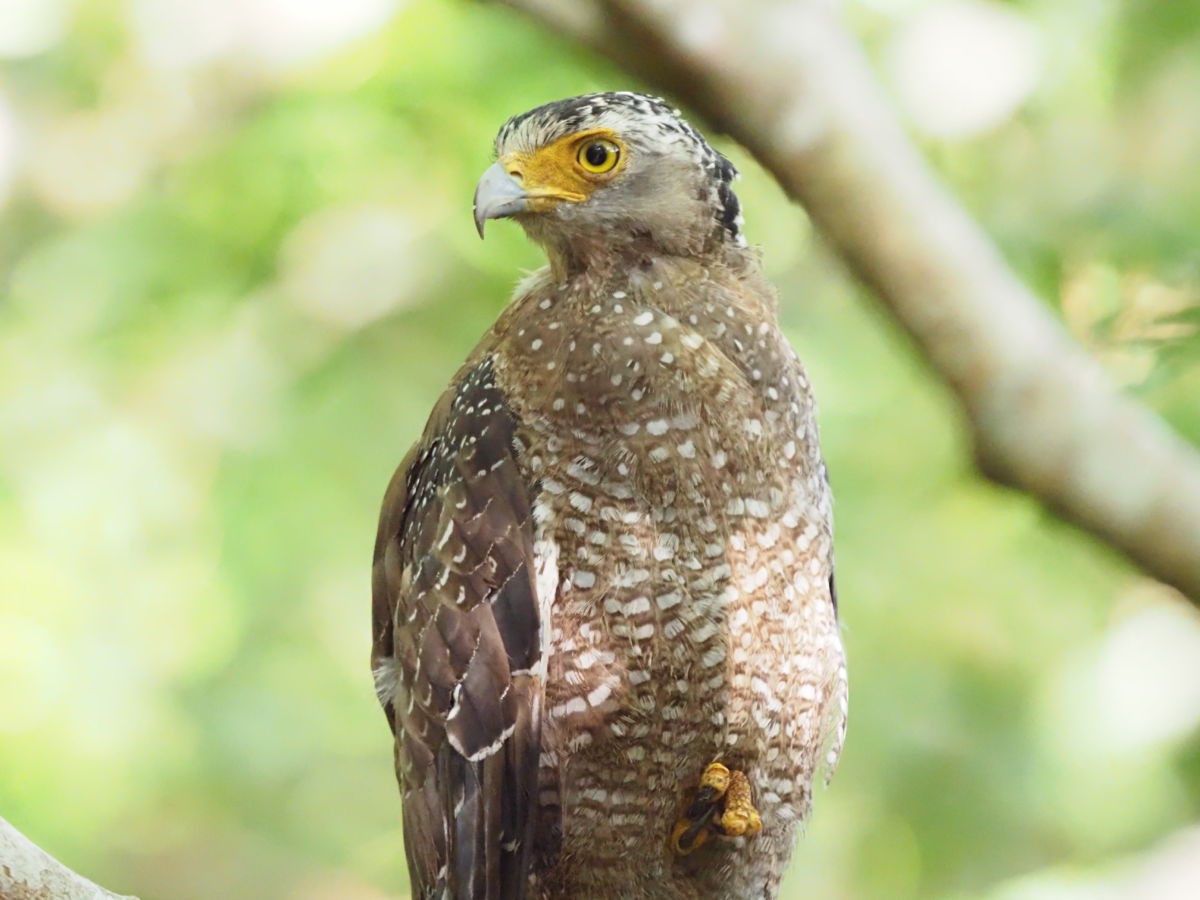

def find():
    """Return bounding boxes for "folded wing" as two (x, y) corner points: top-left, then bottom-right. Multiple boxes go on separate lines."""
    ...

(372, 357), (543, 900)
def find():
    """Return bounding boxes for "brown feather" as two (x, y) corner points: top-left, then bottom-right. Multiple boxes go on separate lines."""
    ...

(372, 356), (542, 900)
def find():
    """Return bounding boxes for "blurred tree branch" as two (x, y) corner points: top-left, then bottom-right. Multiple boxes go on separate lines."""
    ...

(0, 816), (138, 900)
(495, 0), (1200, 600)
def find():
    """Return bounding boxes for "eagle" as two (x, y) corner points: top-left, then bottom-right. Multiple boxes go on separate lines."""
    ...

(371, 92), (847, 900)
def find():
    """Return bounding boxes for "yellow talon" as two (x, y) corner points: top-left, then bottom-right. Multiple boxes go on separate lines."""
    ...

(715, 769), (762, 837)
(670, 762), (762, 855)
(698, 762), (731, 800)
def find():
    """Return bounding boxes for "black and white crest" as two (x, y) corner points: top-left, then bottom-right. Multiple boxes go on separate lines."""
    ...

(495, 92), (745, 246)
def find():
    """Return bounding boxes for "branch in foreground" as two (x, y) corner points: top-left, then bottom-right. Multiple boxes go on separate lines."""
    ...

(0, 816), (138, 900)
(496, 0), (1200, 600)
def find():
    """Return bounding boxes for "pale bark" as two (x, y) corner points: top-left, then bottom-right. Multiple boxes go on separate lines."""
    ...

(496, 0), (1200, 600)
(0, 817), (137, 900)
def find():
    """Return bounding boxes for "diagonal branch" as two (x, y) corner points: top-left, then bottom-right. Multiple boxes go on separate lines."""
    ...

(495, 0), (1200, 600)
(0, 816), (138, 900)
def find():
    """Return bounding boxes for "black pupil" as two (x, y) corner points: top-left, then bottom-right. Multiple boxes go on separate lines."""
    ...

(584, 143), (609, 167)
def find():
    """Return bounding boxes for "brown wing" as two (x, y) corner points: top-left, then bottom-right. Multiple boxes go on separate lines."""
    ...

(372, 356), (543, 900)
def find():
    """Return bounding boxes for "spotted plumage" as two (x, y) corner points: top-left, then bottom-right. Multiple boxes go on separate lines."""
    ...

(372, 92), (847, 900)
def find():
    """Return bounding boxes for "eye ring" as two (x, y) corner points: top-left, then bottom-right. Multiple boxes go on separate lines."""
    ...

(577, 139), (621, 174)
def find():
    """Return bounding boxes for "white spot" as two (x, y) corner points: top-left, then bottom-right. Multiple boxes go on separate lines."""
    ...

(646, 419), (669, 435)
(531, 338), (543, 351)
(656, 591), (682, 610)
(677, 440), (696, 458)
(645, 332), (663, 345)
(573, 570), (596, 589)
(624, 596), (651, 616)
(372, 656), (399, 704)
(551, 696), (588, 718)
(619, 568), (650, 586)
(633, 310), (654, 326)
(587, 683), (613, 707)
(746, 498), (770, 518)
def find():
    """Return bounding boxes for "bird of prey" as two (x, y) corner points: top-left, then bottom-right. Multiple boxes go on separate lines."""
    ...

(371, 92), (847, 900)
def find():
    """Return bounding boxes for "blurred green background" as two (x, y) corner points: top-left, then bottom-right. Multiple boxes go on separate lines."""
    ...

(1, 0), (1198, 898)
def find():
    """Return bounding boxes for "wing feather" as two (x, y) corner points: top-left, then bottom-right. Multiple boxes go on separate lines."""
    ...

(372, 356), (543, 900)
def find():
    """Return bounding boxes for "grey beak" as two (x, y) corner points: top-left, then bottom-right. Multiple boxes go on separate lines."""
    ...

(473, 163), (529, 237)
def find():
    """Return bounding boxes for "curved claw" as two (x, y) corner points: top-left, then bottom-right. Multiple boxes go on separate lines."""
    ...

(670, 803), (717, 855)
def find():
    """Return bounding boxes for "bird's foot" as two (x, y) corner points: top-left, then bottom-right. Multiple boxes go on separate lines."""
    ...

(714, 766), (763, 837)
(670, 762), (762, 855)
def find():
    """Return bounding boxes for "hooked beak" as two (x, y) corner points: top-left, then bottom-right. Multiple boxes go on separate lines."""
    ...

(473, 163), (529, 238)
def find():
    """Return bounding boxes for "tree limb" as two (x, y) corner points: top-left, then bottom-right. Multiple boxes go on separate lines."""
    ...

(494, 0), (1200, 600)
(0, 816), (138, 900)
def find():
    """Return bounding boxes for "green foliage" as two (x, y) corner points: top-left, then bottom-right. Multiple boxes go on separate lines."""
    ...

(0, 1), (1196, 898)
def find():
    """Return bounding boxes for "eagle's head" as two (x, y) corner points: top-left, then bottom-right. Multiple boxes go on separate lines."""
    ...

(473, 92), (745, 265)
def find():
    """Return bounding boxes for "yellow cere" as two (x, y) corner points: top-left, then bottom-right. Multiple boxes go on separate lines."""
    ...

(498, 128), (627, 210)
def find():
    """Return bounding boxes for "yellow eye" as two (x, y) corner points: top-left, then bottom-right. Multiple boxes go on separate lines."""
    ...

(576, 139), (621, 174)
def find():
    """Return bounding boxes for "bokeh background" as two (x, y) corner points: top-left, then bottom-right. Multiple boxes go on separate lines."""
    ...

(1, 0), (1198, 897)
